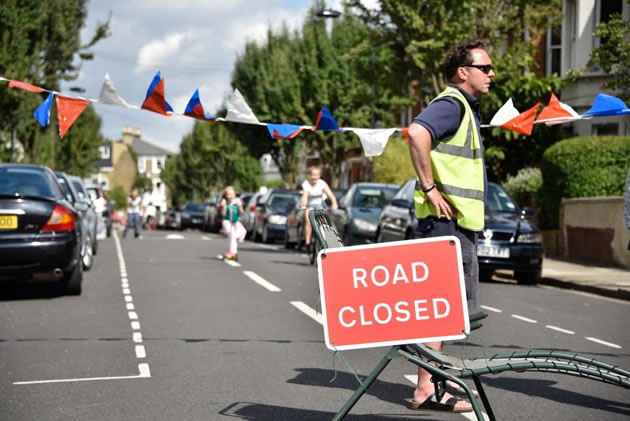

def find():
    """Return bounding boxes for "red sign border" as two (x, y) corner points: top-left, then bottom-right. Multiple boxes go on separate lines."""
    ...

(316, 236), (470, 351)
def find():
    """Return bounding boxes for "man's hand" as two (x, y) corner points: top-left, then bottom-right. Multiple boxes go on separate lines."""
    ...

(426, 188), (455, 219)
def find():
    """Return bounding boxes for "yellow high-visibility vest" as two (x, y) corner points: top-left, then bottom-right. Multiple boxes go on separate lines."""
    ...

(413, 86), (485, 231)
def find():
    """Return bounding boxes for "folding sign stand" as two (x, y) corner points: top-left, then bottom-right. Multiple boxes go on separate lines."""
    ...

(309, 210), (630, 421)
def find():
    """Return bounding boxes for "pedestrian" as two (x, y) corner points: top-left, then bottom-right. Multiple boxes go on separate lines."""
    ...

(300, 166), (338, 250)
(406, 39), (495, 413)
(122, 189), (143, 239)
(220, 186), (246, 260)
(144, 202), (156, 230)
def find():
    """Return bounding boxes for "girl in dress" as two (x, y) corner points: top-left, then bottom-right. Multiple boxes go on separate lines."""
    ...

(220, 186), (246, 260)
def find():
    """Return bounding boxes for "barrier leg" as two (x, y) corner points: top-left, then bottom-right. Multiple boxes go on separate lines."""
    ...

(332, 346), (399, 421)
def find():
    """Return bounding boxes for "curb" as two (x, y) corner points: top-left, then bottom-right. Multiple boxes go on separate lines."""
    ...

(540, 277), (630, 301)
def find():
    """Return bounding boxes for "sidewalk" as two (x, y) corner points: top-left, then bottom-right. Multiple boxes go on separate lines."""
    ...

(541, 258), (630, 301)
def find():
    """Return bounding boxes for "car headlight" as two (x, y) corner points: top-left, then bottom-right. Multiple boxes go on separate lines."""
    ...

(268, 214), (287, 225)
(517, 232), (542, 243)
(353, 218), (377, 231)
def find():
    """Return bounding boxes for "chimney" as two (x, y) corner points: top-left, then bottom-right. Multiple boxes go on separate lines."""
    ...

(122, 126), (141, 145)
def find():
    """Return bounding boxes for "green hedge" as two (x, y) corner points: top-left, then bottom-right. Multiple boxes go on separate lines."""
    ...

(540, 135), (630, 228)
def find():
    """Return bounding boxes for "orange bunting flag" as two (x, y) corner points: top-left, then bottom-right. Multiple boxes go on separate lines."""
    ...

(56, 96), (90, 139)
(402, 127), (410, 144)
(500, 103), (540, 136)
(9, 80), (45, 93)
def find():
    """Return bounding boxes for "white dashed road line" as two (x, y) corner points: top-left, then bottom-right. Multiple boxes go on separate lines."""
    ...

(480, 305), (502, 313)
(243, 271), (281, 292)
(511, 314), (537, 324)
(545, 325), (575, 335)
(290, 301), (322, 325)
(585, 337), (622, 349)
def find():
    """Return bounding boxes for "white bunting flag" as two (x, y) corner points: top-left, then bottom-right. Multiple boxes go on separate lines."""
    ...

(225, 88), (261, 125)
(98, 73), (134, 108)
(489, 98), (520, 126)
(351, 128), (398, 157)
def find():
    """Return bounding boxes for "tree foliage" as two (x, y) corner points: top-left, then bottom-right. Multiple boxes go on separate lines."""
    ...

(373, 136), (416, 184)
(0, 0), (110, 170)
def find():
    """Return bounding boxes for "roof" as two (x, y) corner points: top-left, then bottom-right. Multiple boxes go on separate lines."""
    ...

(131, 138), (173, 157)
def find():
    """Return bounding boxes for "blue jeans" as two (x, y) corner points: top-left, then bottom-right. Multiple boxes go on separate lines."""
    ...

(123, 213), (141, 238)
(416, 217), (479, 312)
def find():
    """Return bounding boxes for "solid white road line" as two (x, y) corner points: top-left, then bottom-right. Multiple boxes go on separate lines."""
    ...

(243, 271), (281, 292)
(480, 305), (502, 313)
(545, 325), (575, 335)
(290, 301), (322, 325)
(585, 337), (622, 349)
(511, 314), (537, 324)
(13, 364), (151, 385)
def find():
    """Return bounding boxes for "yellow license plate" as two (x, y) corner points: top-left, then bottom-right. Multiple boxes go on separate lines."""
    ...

(0, 215), (18, 229)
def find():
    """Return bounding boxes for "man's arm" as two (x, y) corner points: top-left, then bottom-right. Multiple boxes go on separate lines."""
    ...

(408, 122), (455, 220)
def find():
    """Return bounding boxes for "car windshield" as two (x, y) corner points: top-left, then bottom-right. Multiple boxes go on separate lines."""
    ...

(486, 184), (519, 214)
(185, 203), (205, 212)
(269, 194), (298, 212)
(0, 167), (55, 198)
(352, 187), (397, 208)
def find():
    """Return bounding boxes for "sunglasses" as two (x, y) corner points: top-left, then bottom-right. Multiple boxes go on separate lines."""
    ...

(465, 64), (494, 74)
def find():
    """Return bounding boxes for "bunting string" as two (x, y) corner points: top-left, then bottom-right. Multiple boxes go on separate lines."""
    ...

(1, 72), (629, 155)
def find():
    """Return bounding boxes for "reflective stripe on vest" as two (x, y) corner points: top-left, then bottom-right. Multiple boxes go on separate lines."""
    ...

(414, 86), (485, 231)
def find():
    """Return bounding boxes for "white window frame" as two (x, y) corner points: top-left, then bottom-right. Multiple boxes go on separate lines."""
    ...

(546, 24), (562, 76)
(98, 145), (110, 160)
(152, 156), (163, 174)
(138, 157), (146, 174)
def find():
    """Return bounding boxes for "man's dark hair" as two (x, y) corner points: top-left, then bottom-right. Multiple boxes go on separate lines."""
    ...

(443, 39), (487, 80)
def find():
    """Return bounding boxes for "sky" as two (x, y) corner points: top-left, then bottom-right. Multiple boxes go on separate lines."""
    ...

(62, 0), (378, 153)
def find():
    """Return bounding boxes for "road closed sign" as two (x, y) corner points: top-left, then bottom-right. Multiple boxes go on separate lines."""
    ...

(317, 236), (469, 350)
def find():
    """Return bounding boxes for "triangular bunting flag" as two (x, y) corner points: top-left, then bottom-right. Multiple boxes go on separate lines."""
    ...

(489, 98), (520, 126)
(351, 128), (397, 157)
(9, 80), (44, 93)
(56, 96), (90, 139)
(142, 71), (172, 116)
(584, 93), (630, 116)
(98, 73), (133, 108)
(313, 106), (342, 131)
(225, 89), (260, 124)
(184, 89), (217, 122)
(500, 103), (540, 135)
(266, 124), (303, 139)
(401, 128), (410, 144)
(33, 92), (54, 127)
(535, 93), (581, 125)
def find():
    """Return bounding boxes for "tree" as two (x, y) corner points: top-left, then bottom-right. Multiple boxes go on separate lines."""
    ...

(588, 10), (630, 102)
(0, 0), (110, 168)
(373, 136), (416, 184)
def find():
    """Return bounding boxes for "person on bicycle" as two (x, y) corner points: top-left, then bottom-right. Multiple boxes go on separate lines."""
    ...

(300, 166), (337, 250)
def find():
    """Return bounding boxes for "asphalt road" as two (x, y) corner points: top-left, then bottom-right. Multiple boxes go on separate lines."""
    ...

(1, 230), (628, 420)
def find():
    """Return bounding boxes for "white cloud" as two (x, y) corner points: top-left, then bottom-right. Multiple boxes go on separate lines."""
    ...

(136, 32), (188, 73)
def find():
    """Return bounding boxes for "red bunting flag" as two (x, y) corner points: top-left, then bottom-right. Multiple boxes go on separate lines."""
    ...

(402, 127), (410, 144)
(56, 96), (90, 139)
(9, 80), (44, 93)
(536, 94), (574, 122)
(142, 75), (170, 116)
(500, 103), (540, 136)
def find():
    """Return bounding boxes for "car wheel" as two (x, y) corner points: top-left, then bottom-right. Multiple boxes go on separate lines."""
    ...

(61, 263), (83, 296)
(405, 229), (415, 241)
(82, 241), (93, 271)
(514, 268), (541, 285)
(262, 225), (270, 244)
(92, 234), (98, 255)
(253, 222), (262, 242)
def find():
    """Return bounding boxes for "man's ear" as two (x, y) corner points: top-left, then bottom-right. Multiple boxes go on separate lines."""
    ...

(455, 66), (468, 82)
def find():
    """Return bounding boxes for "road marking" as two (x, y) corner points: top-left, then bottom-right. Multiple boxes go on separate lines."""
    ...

(128, 311), (138, 320)
(243, 271), (281, 292)
(511, 314), (537, 324)
(545, 325), (575, 335)
(585, 337), (622, 349)
(216, 254), (242, 267)
(135, 345), (147, 358)
(131, 321), (141, 330)
(13, 364), (151, 385)
(165, 233), (184, 240)
(290, 301), (322, 325)
(124, 296), (133, 303)
(202, 236), (210, 241)
(123, 288), (131, 295)
(480, 305), (502, 313)
(133, 332), (143, 343)
(126, 303), (135, 310)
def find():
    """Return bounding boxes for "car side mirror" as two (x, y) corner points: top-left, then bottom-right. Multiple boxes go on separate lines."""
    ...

(521, 207), (535, 217)
(391, 198), (413, 209)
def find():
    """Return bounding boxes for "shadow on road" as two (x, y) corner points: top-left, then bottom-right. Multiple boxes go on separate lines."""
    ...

(0, 284), (62, 301)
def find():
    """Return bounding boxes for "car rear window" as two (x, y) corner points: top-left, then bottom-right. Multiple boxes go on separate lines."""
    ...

(71, 180), (87, 201)
(269, 194), (298, 212)
(0, 167), (55, 198)
(185, 203), (205, 212)
(352, 187), (397, 208)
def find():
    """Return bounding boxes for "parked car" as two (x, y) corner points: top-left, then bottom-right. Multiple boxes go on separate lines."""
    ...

(252, 189), (301, 243)
(375, 178), (419, 243)
(202, 193), (223, 233)
(68, 175), (100, 255)
(0, 164), (84, 295)
(330, 182), (399, 246)
(242, 192), (263, 238)
(179, 202), (205, 230)
(56, 172), (95, 271)
(85, 184), (108, 238)
(159, 208), (181, 230)
(477, 182), (544, 284)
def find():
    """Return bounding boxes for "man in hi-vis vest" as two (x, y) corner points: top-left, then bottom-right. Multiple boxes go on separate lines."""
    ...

(406, 39), (494, 413)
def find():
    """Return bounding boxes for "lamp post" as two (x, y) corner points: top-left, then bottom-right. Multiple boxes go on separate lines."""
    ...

(316, 7), (376, 181)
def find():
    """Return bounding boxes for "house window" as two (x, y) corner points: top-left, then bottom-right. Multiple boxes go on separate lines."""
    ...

(98, 145), (110, 159)
(592, 123), (619, 136)
(546, 23), (562, 76)
(138, 157), (146, 173)
(594, 0), (623, 48)
(152, 157), (163, 173)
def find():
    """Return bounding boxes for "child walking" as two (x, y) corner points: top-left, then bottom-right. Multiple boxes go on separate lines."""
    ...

(220, 186), (246, 260)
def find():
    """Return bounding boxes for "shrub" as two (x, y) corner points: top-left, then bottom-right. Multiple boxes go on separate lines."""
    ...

(540, 135), (630, 228)
(106, 185), (128, 211)
(502, 167), (542, 209)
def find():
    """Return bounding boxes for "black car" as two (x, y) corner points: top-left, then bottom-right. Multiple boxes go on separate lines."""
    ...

(330, 182), (399, 246)
(253, 189), (301, 243)
(202, 193), (223, 233)
(478, 183), (544, 284)
(375, 178), (419, 243)
(180, 202), (205, 230)
(0, 164), (84, 295)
